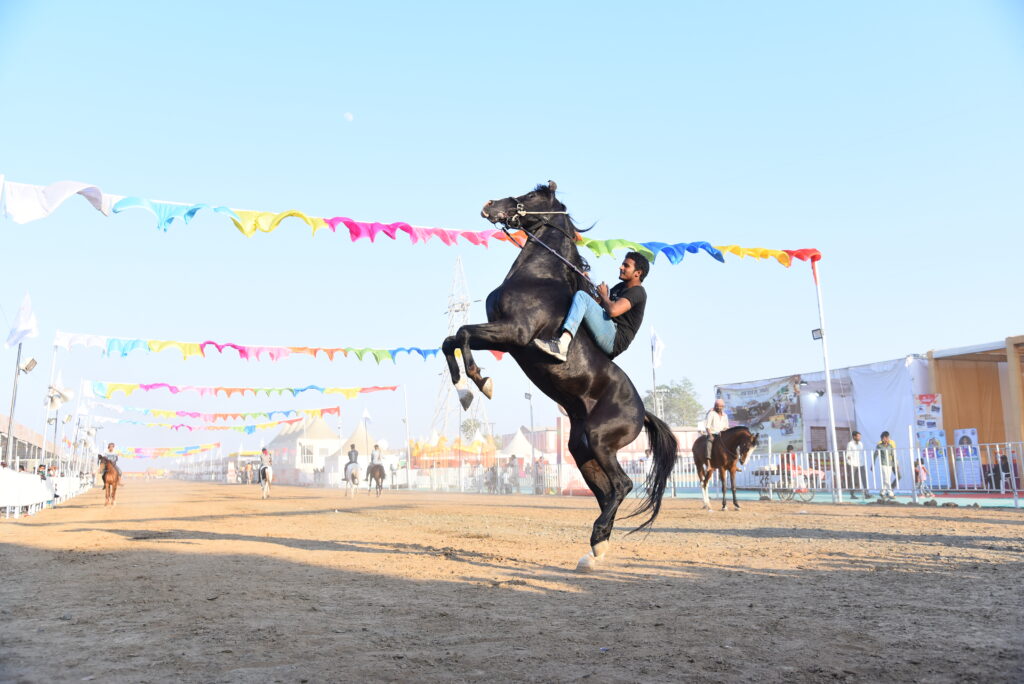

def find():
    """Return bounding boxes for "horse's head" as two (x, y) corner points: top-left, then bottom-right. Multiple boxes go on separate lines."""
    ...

(481, 180), (566, 230)
(738, 431), (760, 465)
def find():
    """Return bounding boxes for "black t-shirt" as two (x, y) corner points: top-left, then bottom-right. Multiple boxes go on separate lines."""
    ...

(609, 282), (647, 357)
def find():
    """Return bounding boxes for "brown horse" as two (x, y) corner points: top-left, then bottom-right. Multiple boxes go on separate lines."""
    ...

(97, 455), (121, 506)
(693, 427), (760, 511)
(367, 464), (385, 497)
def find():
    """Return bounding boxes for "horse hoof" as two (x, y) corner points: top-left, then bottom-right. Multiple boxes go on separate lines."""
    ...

(576, 553), (598, 573)
(733, 505), (741, 511)
(458, 389), (474, 410)
(481, 377), (494, 400)
(592, 541), (609, 560)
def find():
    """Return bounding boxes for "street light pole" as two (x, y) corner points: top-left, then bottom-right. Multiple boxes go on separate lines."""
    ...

(402, 385), (412, 490)
(811, 261), (842, 503)
(5, 344), (36, 469)
(524, 392), (536, 465)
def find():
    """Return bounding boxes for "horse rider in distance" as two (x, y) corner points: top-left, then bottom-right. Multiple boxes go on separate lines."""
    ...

(258, 447), (272, 482)
(533, 251), (650, 362)
(104, 442), (123, 481)
(705, 399), (730, 466)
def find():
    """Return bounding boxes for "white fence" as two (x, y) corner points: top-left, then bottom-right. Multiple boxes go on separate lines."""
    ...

(390, 441), (1023, 506)
(1, 470), (94, 518)
(175, 440), (1024, 508)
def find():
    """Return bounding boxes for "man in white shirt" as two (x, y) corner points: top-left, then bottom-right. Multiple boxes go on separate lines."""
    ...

(103, 442), (123, 482)
(844, 431), (871, 499)
(703, 399), (730, 464)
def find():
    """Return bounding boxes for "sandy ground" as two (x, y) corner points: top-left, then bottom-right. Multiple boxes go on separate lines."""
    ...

(1, 481), (1022, 683)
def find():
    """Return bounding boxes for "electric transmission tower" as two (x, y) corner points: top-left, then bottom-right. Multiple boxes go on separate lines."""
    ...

(429, 256), (492, 445)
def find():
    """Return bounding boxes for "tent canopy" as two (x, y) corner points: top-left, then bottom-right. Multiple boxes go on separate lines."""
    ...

(497, 427), (552, 460)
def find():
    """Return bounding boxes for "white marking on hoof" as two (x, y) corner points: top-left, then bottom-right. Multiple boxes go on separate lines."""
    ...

(481, 377), (494, 400)
(458, 389), (474, 410)
(592, 541), (609, 560)
(576, 553), (598, 573)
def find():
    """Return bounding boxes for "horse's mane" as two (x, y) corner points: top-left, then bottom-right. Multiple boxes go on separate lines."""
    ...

(538, 188), (593, 288)
(723, 426), (751, 435)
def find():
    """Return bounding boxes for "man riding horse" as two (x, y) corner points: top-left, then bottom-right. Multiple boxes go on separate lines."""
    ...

(533, 252), (649, 362)
(104, 442), (123, 481)
(704, 399), (729, 465)
(441, 181), (677, 571)
(258, 448), (272, 483)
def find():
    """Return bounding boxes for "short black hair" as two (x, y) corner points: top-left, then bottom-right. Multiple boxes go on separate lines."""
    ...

(881, 431), (890, 438)
(624, 251), (650, 282)
(852, 431), (861, 438)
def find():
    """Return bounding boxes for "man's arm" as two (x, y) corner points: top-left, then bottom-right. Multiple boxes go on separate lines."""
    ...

(597, 283), (633, 318)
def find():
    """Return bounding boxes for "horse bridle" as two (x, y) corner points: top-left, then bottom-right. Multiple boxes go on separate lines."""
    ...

(500, 202), (599, 299)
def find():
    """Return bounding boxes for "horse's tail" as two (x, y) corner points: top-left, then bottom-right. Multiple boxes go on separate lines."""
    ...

(628, 411), (678, 533)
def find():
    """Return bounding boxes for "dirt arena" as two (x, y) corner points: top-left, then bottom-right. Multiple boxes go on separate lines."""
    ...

(1, 481), (1022, 683)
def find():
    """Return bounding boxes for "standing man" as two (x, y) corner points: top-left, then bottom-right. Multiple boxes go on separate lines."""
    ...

(533, 252), (650, 362)
(703, 399), (729, 464)
(844, 431), (871, 499)
(874, 431), (897, 500)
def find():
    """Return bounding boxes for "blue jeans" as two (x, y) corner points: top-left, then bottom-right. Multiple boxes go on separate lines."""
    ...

(562, 290), (616, 355)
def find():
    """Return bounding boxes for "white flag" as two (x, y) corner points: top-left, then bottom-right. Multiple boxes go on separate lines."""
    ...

(650, 327), (666, 369)
(6, 293), (39, 347)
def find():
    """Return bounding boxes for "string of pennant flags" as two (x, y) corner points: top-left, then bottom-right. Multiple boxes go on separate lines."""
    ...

(89, 381), (397, 400)
(87, 400), (344, 423)
(1, 178), (822, 269)
(95, 414), (307, 434)
(55, 330), (507, 364)
(117, 442), (221, 459)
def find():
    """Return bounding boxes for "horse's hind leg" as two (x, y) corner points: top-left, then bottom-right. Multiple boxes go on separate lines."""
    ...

(573, 426), (634, 571)
(699, 468), (713, 511)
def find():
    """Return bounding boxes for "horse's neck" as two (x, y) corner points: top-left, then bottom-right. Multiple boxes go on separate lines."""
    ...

(508, 223), (578, 281)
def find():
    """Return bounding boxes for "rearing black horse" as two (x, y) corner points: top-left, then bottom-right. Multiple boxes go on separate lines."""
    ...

(441, 182), (677, 571)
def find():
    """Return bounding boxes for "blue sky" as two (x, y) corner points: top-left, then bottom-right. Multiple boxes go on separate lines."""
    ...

(1, 1), (1022, 468)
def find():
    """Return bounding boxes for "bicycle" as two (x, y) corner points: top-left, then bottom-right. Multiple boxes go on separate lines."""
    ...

(755, 465), (817, 502)
(775, 470), (816, 502)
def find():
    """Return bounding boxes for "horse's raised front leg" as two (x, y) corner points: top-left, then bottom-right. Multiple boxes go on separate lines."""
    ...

(440, 334), (475, 409)
(449, 321), (531, 405)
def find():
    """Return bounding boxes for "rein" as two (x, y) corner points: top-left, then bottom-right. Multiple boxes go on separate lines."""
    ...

(501, 208), (599, 299)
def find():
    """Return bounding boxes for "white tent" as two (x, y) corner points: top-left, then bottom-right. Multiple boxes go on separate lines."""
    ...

(498, 427), (554, 461)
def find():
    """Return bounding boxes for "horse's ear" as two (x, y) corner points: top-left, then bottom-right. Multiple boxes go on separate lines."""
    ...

(547, 180), (557, 192)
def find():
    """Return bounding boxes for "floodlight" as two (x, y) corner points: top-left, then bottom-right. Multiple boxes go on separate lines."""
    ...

(19, 358), (37, 373)
(810, 329), (823, 341)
